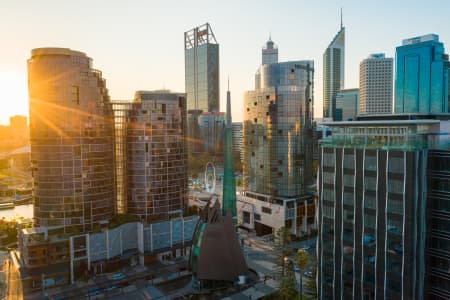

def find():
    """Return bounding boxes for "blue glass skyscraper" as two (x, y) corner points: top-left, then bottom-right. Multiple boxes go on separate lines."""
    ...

(395, 34), (450, 114)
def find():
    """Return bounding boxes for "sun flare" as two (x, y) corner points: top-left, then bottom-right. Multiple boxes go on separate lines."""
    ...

(0, 71), (29, 124)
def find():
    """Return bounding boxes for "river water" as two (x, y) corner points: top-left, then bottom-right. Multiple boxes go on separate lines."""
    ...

(0, 204), (33, 220)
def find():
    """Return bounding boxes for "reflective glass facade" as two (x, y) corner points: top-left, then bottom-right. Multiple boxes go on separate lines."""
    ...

(318, 118), (450, 300)
(336, 88), (359, 121)
(243, 60), (314, 198)
(425, 151), (450, 299)
(395, 34), (450, 114)
(198, 112), (226, 154)
(126, 91), (187, 222)
(112, 101), (132, 214)
(184, 23), (219, 113)
(323, 27), (345, 120)
(28, 48), (116, 233)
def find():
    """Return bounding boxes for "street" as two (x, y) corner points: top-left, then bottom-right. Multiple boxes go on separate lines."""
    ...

(1, 252), (23, 300)
(237, 229), (317, 298)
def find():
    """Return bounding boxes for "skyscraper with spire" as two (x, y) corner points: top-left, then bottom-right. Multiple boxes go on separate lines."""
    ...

(222, 80), (237, 220)
(323, 10), (345, 120)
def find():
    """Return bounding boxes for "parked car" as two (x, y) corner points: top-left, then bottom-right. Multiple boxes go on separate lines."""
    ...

(104, 285), (117, 292)
(304, 271), (313, 278)
(86, 288), (100, 297)
(110, 273), (125, 280)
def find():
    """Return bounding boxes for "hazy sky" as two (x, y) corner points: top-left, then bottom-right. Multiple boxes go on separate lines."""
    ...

(1, 0), (449, 125)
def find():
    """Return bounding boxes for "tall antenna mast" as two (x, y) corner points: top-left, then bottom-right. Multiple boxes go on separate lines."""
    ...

(340, 7), (343, 29)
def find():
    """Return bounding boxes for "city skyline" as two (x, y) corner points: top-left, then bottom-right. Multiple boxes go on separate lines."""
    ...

(1, 0), (450, 125)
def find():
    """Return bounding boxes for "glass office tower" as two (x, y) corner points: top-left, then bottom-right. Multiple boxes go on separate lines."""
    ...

(395, 34), (450, 114)
(198, 112), (226, 154)
(244, 60), (314, 197)
(336, 88), (359, 121)
(243, 38), (314, 217)
(318, 116), (450, 300)
(28, 48), (116, 233)
(184, 23), (220, 113)
(323, 26), (345, 120)
(126, 91), (187, 222)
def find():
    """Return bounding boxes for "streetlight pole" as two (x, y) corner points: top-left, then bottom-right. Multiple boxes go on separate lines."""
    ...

(299, 267), (303, 300)
(41, 273), (45, 296)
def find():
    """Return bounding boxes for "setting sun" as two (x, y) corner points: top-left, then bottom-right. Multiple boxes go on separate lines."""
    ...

(0, 71), (28, 125)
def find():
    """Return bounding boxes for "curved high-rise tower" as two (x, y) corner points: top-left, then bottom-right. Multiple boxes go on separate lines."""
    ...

(28, 48), (116, 233)
(323, 24), (345, 120)
(242, 38), (315, 236)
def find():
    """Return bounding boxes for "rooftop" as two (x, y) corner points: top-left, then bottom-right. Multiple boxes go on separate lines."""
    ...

(368, 53), (386, 59)
(402, 34), (439, 45)
(31, 47), (87, 58)
(321, 116), (450, 151)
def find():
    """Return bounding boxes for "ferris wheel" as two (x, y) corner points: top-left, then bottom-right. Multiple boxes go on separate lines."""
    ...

(204, 162), (216, 193)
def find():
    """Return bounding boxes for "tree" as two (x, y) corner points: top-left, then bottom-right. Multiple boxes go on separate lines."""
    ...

(306, 265), (317, 297)
(273, 227), (298, 299)
(279, 260), (297, 300)
(273, 227), (292, 279)
(187, 153), (220, 179)
(295, 248), (310, 299)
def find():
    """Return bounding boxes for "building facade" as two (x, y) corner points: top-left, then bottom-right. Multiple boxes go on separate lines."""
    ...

(28, 48), (116, 233)
(395, 34), (450, 114)
(232, 122), (243, 161)
(10, 115), (28, 140)
(242, 38), (315, 236)
(317, 116), (450, 300)
(359, 53), (393, 114)
(336, 88), (359, 121)
(16, 216), (198, 293)
(262, 36), (278, 65)
(323, 26), (345, 120)
(126, 91), (187, 222)
(184, 23), (220, 113)
(198, 112), (226, 154)
(111, 101), (132, 214)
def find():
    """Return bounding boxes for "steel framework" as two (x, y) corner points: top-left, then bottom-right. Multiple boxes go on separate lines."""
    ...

(184, 23), (217, 50)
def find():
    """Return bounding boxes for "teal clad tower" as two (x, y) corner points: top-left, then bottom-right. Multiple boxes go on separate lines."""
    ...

(222, 80), (237, 220)
(395, 34), (450, 114)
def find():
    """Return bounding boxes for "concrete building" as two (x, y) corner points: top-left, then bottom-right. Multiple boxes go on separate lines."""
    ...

(323, 24), (345, 120)
(336, 88), (359, 121)
(126, 91), (187, 222)
(15, 216), (198, 292)
(241, 38), (316, 237)
(28, 48), (116, 233)
(9, 115), (28, 140)
(359, 53), (393, 114)
(262, 36), (278, 65)
(317, 115), (450, 299)
(232, 122), (243, 161)
(395, 34), (450, 114)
